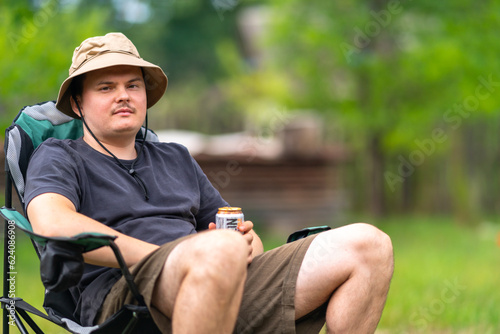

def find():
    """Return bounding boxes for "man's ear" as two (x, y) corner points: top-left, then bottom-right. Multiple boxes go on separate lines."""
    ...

(70, 95), (83, 118)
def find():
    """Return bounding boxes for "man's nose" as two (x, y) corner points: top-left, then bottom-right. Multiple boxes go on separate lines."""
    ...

(115, 85), (130, 102)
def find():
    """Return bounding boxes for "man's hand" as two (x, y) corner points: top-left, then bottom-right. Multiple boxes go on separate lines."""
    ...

(209, 221), (263, 264)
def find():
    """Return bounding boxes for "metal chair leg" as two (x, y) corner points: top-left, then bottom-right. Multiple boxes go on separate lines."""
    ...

(17, 308), (44, 334)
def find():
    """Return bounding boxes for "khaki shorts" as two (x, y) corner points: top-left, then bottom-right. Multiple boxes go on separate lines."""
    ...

(97, 234), (326, 333)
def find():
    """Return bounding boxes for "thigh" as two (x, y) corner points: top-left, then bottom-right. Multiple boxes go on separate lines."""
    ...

(235, 235), (325, 334)
(96, 234), (195, 327)
(294, 223), (385, 319)
(156, 229), (248, 319)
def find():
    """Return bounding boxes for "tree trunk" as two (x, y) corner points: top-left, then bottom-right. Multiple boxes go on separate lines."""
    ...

(368, 134), (386, 216)
(449, 130), (477, 225)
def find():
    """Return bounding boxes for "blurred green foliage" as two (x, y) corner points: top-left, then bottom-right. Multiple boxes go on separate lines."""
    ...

(1, 0), (500, 220)
(0, 0), (111, 126)
(260, 0), (500, 220)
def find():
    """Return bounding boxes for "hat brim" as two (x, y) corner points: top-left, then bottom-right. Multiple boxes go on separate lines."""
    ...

(56, 52), (168, 118)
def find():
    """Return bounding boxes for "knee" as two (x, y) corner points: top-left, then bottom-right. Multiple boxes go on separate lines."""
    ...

(349, 223), (393, 271)
(210, 229), (249, 263)
(189, 230), (248, 284)
(324, 223), (392, 273)
(350, 223), (392, 251)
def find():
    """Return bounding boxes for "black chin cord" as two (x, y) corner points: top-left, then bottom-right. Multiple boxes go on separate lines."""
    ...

(74, 98), (150, 201)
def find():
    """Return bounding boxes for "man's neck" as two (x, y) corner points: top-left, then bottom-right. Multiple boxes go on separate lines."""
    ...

(83, 133), (137, 160)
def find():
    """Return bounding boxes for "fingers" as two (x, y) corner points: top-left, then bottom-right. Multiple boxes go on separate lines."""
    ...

(243, 230), (254, 244)
(238, 220), (253, 234)
(209, 221), (255, 264)
(242, 229), (254, 264)
(246, 242), (254, 264)
(209, 220), (252, 233)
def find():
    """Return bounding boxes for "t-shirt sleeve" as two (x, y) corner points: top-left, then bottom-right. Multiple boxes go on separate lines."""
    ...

(191, 156), (228, 231)
(24, 140), (82, 211)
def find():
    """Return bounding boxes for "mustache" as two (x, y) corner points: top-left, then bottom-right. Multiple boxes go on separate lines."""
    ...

(112, 103), (136, 113)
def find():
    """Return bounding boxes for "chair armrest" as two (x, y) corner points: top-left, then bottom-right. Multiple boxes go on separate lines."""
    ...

(1, 206), (145, 305)
(0, 206), (116, 252)
(1, 207), (118, 292)
(286, 225), (331, 243)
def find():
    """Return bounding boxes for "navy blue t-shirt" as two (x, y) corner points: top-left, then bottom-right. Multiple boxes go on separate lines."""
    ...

(24, 137), (228, 325)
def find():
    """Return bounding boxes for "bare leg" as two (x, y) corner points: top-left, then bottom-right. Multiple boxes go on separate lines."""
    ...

(152, 229), (249, 334)
(295, 223), (394, 333)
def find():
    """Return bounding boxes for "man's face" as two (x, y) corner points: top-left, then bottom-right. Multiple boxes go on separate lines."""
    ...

(72, 65), (148, 142)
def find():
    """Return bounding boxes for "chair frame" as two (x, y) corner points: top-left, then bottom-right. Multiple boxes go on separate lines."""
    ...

(1, 101), (159, 333)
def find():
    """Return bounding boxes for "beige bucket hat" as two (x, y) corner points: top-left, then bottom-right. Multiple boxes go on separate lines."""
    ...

(56, 32), (168, 118)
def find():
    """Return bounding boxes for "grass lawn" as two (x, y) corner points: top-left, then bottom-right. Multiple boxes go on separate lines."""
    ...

(375, 217), (500, 333)
(1, 216), (499, 333)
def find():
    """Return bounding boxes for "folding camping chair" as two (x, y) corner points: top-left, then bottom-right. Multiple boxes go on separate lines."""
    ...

(1, 101), (161, 333)
(0, 101), (330, 334)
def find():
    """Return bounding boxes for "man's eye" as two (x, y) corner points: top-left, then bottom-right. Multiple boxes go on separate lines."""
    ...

(99, 86), (111, 91)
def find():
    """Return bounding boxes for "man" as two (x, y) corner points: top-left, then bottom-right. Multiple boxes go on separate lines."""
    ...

(25, 33), (394, 333)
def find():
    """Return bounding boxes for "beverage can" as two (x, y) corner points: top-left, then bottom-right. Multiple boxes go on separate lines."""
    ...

(216, 207), (244, 231)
